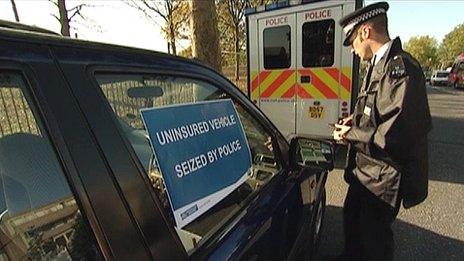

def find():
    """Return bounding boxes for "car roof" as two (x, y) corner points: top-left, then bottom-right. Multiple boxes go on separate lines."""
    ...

(0, 19), (216, 73)
(0, 19), (58, 35)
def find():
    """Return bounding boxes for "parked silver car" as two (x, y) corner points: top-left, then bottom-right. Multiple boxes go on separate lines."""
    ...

(430, 70), (449, 86)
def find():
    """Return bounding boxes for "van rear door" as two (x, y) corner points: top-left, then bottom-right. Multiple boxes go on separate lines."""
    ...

(256, 13), (297, 137)
(295, 5), (346, 137)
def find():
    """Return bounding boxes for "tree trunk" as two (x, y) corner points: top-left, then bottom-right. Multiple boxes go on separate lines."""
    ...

(170, 40), (177, 55)
(170, 25), (177, 55)
(58, 0), (70, 37)
(10, 0), (20, 22)
(189, 0), (222, 72)
(234, 24), (240, 81)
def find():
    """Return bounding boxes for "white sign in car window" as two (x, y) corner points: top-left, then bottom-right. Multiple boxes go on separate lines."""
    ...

(141, 99), (252, 228)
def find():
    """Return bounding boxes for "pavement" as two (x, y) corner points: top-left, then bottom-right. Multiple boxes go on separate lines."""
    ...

(315, 84), (464, 260)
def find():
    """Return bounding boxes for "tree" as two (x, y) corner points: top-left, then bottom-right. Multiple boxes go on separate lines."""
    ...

(216, 0), (274, 77)
(50, 0), (100, 37)
(217, 0), (249, 81)
(404, 36), (439, 71)
(178, 46), (192, 58)
(125, 0), (189, 55)
(438, 23), (464, 67)
(56, 0), (70, 36)
(10, 0), (20, 22)
(190, 0), (222, 72)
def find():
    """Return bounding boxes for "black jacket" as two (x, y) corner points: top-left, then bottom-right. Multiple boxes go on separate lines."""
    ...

(346, 37), (432, 208)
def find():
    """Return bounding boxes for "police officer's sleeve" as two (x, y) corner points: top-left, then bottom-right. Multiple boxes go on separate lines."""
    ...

(345, 121), (375, 144)
(373, 57), (431, 160)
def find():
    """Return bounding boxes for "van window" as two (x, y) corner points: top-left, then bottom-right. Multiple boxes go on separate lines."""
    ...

(0, 72), (101, 260)
(95, 74), (280, 254)
(302, 19), (335, 67)
(263, 25), (291, 69)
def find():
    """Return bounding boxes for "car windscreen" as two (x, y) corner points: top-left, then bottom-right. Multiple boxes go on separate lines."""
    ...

(437, 72), (449, 77)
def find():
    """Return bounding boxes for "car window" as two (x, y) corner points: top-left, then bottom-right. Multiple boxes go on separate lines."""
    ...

(0, 71), (101, 260)
(302, 19), (335, 67)
(95, 73), (280, 254)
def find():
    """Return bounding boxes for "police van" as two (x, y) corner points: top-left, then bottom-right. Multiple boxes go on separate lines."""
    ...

(246, 0), (362, 139)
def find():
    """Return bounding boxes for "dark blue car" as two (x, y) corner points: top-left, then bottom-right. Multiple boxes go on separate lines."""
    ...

(0, 20), (332, 260)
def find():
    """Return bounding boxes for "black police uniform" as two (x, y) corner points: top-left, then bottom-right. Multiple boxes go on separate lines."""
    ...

(338, 2), (432, 261)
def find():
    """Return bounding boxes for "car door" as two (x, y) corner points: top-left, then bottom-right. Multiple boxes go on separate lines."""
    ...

(0, 35), (154, 260)
(52, 43), (325, 260)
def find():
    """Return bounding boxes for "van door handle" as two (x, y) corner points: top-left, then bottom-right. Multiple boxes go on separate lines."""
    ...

(301, 76), (311, 83)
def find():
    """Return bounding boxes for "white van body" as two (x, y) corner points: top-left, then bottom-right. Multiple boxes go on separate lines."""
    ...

(246, 0), (361, 139)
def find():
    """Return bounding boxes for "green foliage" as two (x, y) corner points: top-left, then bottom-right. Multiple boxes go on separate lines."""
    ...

(217, 0), (276, 68)
(178, 46), (192, 58)
(404, 35), (439, 71)
(217, 0), (248, 68)
(438, 23), (464, 67)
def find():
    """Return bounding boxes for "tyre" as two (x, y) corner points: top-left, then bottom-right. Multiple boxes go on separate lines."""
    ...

(454, 82), (458, 89)
(307, 189), (326, 259)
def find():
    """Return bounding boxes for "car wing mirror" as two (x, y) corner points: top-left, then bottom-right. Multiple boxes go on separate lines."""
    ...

(289, 137), (334, 171)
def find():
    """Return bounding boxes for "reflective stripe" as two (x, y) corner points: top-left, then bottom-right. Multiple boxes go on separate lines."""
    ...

(300, 69), (338, 99)
(251, 67), (352, 99)
(297, 70), (326, 99)
(251, 71), (271, 100)
(297, 84), (312, 98)
(259, 70), (283, 95)
(323, 68), (350, 99)
(263, 70), (295, 98)
(282, 83), (297, 98)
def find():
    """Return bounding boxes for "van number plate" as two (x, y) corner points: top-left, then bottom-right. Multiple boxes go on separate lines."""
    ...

(309, 106), (324, 118)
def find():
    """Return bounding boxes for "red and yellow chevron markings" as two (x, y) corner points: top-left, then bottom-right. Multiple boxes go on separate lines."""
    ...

(250, 67), (351, 100)
(251, 69), (296, 99)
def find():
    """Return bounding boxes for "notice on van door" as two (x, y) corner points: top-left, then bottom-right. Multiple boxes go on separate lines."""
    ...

(141, 100), (252, 228)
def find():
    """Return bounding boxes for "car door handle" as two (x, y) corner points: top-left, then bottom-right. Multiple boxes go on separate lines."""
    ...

(301, 76), (311, 83)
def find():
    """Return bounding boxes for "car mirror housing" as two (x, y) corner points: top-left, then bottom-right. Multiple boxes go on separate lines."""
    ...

(127, 86), (164, 99)
(289, 137), (334, 171)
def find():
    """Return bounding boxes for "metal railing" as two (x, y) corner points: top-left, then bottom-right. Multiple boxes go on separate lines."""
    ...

(0, 87), (40, 138)
(100, 79), (195, 129)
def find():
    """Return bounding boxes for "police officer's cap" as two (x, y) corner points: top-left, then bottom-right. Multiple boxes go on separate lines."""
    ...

(339, 2), (389, 46)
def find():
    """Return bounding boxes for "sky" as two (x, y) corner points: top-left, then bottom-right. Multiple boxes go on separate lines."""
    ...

(0, 0), (463, 53)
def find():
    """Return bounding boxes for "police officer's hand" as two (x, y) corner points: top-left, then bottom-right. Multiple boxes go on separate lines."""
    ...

(338, 115), (353, 126)
(333, 123), (351, 144)
(264, 136), (273, 152)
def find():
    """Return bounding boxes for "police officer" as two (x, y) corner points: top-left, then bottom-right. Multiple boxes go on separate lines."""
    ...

(332, 2), (432, 260)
